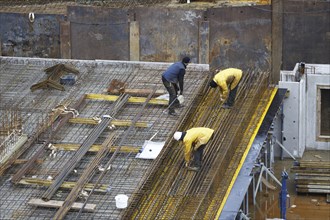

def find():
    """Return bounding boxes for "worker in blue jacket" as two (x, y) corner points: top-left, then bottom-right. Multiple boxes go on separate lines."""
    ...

(162, 57), (190, 116)
(173, 127), (214, 171)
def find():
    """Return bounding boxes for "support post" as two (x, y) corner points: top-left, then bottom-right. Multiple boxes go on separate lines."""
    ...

(279, 170), (289, 219)
(198, 20), (209, 64)
(276, 139), (296, 161)
(271, 0), (283, 84)
(60, 21), (71, 59)
(130, 21), (140, 61)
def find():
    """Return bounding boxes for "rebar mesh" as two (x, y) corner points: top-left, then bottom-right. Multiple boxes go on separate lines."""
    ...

(0, 56), (208, 219)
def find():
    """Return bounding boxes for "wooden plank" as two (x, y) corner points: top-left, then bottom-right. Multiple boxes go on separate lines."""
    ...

(299, 161), (330, 168)
(19, 178), (108, 192)
(53, 143), (140, 153)
(296, 179), (330, 185)
(14, 159), (43, 164)
(85, 93), (168, 105)
(297, 184), (330, 189)
(261, 176), (276, 190)
(28, 198), (96, 211)
(295, 175), (330, 181)
(297, 188), (330, 194)
(108, 88), (166, 97)
(69, 117), (149, 127)
(129, 21), (140, 61)
(291, 167), (330, 175)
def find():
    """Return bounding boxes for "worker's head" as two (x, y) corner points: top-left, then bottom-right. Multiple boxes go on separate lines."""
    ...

(209, 80), (217, 88)
(182, 57), (191, 65)
(173, 131), (183, 141)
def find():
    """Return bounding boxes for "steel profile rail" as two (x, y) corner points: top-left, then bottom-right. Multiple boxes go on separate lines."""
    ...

(74, 87), (159, 219)
(10, 95), (87, 183)
(41, 115), (113, 201)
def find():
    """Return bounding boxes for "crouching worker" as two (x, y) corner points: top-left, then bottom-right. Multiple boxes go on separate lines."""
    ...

(209, 68), (243, 109)
(173, 127), (214, 171)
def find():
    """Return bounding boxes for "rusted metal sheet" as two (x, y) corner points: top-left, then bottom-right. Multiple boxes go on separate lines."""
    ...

(0, 13), (62, 58)
(68, 6), (129, 60)
(207, 6), (271, 71)
(282, 1), (330, 69)
(133, 8), (202, 63)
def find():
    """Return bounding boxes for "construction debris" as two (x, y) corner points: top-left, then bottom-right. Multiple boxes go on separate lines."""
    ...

(30, 64), (79, 92)
(28, 198), (96, 212)
(291, 161), (330, 194)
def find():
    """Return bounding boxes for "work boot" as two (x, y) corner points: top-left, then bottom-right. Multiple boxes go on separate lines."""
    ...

(187, 166), (200, 172)
(222, 103), (232, 109)
(175, 104), (185, 109)
(169, 110), (178, 116)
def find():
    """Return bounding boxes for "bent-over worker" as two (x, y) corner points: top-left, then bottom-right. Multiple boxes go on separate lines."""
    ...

(173, 127), (214, 171)
(209, 68), (243, 109)
(162, 57), (190, 116)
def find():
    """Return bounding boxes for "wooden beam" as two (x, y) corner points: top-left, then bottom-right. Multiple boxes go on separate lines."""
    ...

(85, 93), (168, 105)
(129, 21), (140, 61)
(108, 88), (166, 97)
(53, 143), (140, 153)
(69, 117), (149, 128)
(14, 159), (44, 165)
(19, 178), (108, 192)
(28, 198), (96, 212)
(271, 0), (283, 84)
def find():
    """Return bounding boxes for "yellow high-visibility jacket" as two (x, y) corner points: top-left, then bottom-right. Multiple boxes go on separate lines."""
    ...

(213, 68), (243, 99)
(183, 127), (214, 163)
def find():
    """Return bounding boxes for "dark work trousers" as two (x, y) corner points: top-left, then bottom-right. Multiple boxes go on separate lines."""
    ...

(162, 76), (180, 112)
(192, 145), (206, 167)
(226, 84), (239, 106)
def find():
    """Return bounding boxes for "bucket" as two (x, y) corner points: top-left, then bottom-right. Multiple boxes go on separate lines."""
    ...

(115, 194), (128, 209)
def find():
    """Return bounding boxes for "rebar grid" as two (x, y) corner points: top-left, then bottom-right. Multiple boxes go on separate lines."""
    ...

(122, 69), (274, 219)
(0, 57), (207, 219)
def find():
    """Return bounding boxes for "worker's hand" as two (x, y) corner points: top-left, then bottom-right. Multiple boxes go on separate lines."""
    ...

(220, 96), (225, 102)
(185, 162), (189, 167)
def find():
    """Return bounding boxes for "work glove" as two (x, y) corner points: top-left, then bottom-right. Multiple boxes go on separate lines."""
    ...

(177, 95), (184, 104)
(220, 96), (225, 102)
(185, 162), (189, 167)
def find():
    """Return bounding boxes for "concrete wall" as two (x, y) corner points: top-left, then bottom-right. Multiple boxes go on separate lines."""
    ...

(306, 71), (330, 150)
(277, 63), (330, 158)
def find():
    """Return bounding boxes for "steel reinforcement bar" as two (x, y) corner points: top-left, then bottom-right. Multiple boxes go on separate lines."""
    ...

(122, 70), (274, 219)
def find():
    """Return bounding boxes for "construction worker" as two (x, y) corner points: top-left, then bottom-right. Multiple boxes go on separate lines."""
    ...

(209, 68), (243, 109)
(162, 57), (190, 116)
(173, 127), (214, 171)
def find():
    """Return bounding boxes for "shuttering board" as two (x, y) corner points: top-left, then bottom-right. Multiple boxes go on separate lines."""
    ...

(28, 198), (96, 211)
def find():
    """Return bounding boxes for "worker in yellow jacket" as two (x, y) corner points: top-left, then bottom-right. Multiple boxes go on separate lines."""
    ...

(209, 68), (243, 108)
(173, 127), (214, 171)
